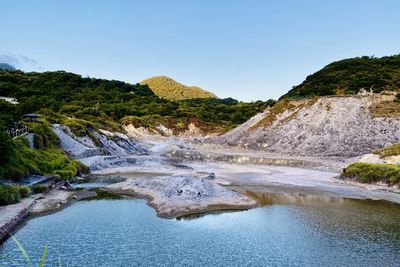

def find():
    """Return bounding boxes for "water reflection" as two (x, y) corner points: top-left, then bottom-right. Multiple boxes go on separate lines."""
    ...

(242, 190), (400, 244)
(243, 190), (346, 206)
(1, 197), (400, 266)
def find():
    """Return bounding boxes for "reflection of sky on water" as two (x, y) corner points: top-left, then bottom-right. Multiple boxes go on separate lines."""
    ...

(1, 195), (399, 267)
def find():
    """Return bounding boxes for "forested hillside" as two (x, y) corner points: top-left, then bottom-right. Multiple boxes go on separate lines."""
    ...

(141, 76), (217, 100)
(0, 70), (274, 132)
(281, 55), (400, 99)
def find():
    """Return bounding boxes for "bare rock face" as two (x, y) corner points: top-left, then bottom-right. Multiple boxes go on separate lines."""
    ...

(53, 124), (103, 159)
(52, 124), (148, 170)
(107, 175), (257, 218)
(216, 95), (400, 157)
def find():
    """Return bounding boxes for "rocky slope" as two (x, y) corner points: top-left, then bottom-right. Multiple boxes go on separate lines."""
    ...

(216, 93), (400, 157)
(52, 124), (148, 171)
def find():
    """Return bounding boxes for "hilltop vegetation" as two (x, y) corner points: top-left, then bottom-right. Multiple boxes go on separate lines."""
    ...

(0, 70), (273, 133)
(141, 76), (217, 100)
(281, 55), (400, 99)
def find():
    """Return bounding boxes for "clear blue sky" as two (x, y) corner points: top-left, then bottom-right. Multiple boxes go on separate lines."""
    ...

(1, 0), (399, 101)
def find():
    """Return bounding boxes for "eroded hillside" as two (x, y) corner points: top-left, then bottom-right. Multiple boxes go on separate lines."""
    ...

(217, 93), (400, 157)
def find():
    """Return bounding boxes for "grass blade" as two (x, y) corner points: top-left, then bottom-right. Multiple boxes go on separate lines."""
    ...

(39, 244), (48, 267)
(58, 256), (62, 267)
(11, 235), (32, 267)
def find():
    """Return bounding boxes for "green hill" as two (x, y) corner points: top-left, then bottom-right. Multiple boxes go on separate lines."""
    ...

(280, 55), (400, 100)
(0, 63), (16, 71)
(0, 71), (272, 132)
(0, 70), (274, 179)
(141, 76), (217, 100)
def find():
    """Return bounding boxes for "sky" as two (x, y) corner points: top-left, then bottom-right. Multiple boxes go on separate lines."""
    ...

(1, 0), (400, 101)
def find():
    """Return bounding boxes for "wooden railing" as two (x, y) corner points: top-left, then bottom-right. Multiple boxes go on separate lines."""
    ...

(7, 126), (29, 139)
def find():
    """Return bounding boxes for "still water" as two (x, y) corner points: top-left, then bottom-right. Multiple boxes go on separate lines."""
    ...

(1, 193), (400, 266)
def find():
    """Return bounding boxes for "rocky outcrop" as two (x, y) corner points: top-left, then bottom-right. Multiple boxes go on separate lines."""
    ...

(216, 95), (400, 157)
(53, 124), (103, 159)
(96, 130), (148, 156)
(107, 175), (257, 218)
(52, 125), (148, 171)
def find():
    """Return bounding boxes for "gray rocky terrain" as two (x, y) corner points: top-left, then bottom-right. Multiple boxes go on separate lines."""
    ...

(215, 95), (400, 157)
(107, 175), (257, 218)
(53, 124), (148, 170)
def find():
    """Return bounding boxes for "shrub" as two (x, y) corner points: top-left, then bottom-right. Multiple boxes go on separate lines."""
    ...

(33, 134), (44, 149)
(0, 184), (31, 205)
(59, 104), (82, 113)
(373, 143), (400, 158)
(0, 133), (88, 181)
(54, 170), (75, 180)
(17, 186), (31, 198)
(31, 184), (48, 194)
(341, 163), (400, 185)
(70, 160), (90, 175)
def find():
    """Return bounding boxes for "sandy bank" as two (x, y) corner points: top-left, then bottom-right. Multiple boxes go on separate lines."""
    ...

(31, 189), (75, 214)
(107, 175), (257, 218)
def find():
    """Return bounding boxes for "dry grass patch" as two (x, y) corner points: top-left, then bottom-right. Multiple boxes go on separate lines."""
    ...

(369, 101), (400, 117)
(373, 143), (400, 158)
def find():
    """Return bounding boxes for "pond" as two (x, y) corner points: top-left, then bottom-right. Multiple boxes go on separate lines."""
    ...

(1, 191), (400, 266)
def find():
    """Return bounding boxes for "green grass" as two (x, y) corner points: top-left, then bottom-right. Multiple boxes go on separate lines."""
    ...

(373, 143), (400, 158)
(341, 162), (400, 185)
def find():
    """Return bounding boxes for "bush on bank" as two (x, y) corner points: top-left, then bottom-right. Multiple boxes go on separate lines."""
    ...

(0, 184), (31, 206)
(341, 163), (400, 185)
(0, 120), (89, 181)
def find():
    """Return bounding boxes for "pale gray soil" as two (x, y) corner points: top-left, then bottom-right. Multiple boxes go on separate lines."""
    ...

(107, 175), (257, 218)
(215, 95), (400, 157)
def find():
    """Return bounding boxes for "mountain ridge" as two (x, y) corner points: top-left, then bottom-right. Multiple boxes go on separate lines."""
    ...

(0, 63), (16, 71)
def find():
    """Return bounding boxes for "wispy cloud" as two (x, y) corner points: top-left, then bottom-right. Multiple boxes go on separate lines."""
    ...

(0, 53), (44, 71)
